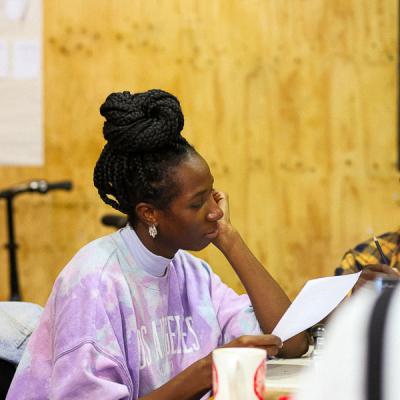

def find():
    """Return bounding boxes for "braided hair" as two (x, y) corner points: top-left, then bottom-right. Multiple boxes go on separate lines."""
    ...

(94, 89), (196, 226)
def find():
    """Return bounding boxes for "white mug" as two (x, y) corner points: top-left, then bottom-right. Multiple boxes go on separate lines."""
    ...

(212, 347), (267, 400)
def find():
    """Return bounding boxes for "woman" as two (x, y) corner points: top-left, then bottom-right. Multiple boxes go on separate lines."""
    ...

(7, 89), (308, 399)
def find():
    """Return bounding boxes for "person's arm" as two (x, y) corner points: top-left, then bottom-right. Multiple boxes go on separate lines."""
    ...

(139, 357), (210, 400)
(211, 191), (309, 358)
(352, 263), (400, 292)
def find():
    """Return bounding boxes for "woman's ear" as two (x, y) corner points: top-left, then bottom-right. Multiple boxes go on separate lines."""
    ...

(135, 202), (158, 226)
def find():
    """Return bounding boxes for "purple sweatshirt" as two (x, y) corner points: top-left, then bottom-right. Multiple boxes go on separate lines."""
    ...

(7, 226), (261, 399)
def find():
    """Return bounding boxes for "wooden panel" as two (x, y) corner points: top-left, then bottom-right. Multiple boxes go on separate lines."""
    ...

(0, 0), (397, 304)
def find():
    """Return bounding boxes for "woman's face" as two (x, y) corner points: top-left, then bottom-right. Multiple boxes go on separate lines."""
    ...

(155, 153), (224, 256)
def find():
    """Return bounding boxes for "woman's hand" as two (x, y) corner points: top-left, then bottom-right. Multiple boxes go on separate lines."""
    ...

(353, 264), (400, 292)
(210, 190), (238, 251)
(211, 190), (230, 225)
(222, 334), (283, 357)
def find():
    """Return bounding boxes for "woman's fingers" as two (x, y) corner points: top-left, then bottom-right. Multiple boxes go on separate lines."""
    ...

(223, 334), (283, 356)
(227, 334), (282, 347)
(212, 190), (225, 202)
(262, 345), (280, 357)
(212, 191), (229, 218)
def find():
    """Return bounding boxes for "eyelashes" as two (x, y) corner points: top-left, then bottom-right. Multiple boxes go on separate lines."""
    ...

(190, 188), (215, 209)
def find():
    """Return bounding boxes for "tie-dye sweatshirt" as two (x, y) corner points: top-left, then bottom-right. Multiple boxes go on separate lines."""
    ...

(6, 226), (261, 399)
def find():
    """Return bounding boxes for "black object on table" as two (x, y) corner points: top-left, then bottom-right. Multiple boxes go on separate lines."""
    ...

(0, 358), (16, 399)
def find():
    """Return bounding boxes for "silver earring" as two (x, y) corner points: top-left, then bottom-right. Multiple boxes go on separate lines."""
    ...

(149, 224), (157, 238)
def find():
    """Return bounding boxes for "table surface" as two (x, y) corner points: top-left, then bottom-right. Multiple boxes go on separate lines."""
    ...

(266, 357), (312, 392)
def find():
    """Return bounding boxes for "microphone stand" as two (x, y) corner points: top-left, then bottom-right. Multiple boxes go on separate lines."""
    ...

(5, 196), (20, 301)
(0, 179), (73, 301)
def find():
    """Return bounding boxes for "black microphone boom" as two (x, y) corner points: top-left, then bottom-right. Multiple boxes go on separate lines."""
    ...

(0, 180), (73, 198)
(101, 214), (127, 229)
(44, 180), (73, 192)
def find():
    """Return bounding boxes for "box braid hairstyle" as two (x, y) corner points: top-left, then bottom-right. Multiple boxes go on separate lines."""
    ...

(94, 89), (196, 227)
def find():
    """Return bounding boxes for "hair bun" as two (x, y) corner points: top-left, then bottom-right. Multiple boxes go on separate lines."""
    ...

(100, 89), (184, 153)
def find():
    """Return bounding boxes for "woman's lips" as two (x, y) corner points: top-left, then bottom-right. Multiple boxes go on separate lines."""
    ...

(205, 229), (219, 240)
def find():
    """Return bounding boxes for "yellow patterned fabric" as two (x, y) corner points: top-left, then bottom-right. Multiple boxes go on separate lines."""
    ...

(336, 231), (400, 275)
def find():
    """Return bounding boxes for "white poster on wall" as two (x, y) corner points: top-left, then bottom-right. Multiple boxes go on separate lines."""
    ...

(12, 39), (41, 79)
(0, 39), (8, 77)
(0, 0), (43, 165)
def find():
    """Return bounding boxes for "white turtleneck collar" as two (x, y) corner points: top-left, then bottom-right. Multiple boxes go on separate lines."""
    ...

(120, 225), (172, 277)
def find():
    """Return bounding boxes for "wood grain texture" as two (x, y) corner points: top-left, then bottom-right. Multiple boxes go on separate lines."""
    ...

(0, 0), (397, 304)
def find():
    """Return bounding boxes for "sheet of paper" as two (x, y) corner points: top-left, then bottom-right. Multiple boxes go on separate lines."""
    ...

(12, 39), (41, 79)
(0, 39), (8, 78)
(272, 272), (362, 341)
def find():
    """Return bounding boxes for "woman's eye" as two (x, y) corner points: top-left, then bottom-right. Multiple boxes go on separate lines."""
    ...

(190, 203), (202, 209)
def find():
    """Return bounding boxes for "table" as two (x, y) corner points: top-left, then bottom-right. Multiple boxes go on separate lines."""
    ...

(264, 357), (312, 399)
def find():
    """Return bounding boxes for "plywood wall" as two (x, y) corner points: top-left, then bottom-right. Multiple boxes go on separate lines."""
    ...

(0, 0), (397, 304)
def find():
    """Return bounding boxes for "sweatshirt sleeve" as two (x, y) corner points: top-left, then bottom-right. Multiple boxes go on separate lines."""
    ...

(49, 342), (132, 400)
(207, 263), (262, 343)
(7, 243), (138, 400)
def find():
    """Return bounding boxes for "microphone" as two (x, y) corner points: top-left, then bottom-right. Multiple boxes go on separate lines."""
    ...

(45, 180), (73, 192)
(0, 180), (73, 198)
(101, 214), (127, 229)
